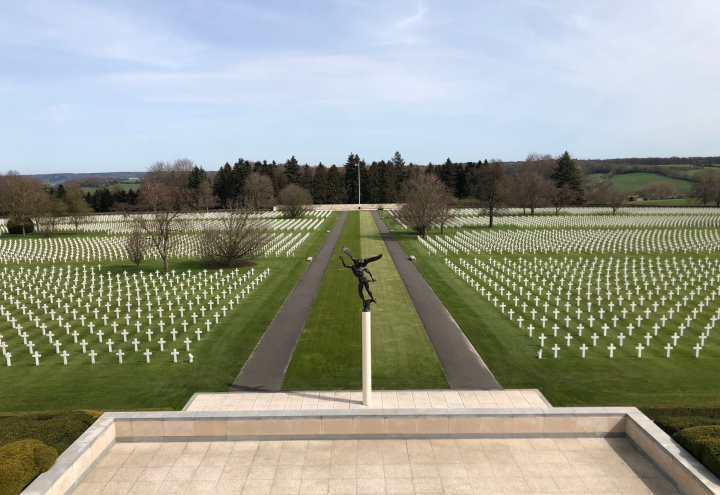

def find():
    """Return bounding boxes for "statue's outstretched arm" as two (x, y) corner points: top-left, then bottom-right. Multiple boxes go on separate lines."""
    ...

(365, 268), (376, 282)
(339, 255), (351, 268)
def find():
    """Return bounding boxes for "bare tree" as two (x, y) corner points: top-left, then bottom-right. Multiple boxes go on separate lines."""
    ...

(278, 184), (312, 218)
(396, 172), (445, 238)
(609, 191), (625, 215)
(33, 193), (67, 238)
(638, 181), (676, 200)
(524, 153), (556, 179)
(511, 170), (553, 215)
(0, 171), (43, 235)
(550, 185), (577, 215)
(436, 188), (456, 234)
(195, 181), (218, 212)
(199, 210), (272, 267)
(471, 161), (508, 227)
(136, 159), (193, 273)
(126, 227), (146, 267)
(244, 172), (276, 211)
(691, 169), (720, 206)
(63, 182), (94, 233)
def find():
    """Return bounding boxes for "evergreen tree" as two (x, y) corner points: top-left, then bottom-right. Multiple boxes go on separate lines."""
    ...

(365, 162), (382, 203)
(311, 163), (328, 204)
(551, 151), (584, 202)
(391, 151), (406, 196)
(438, 158), (458, 196)
(231, 158), (253, 202)
(213, 163), (234, 206)
(380, 160), (397, 202)
(327, 165), (345, 204)
(343, 153), (361, 203)
(188, 165), (208, 189)
(258, 160), (273, 178)
(55, 184), (66, 198)
(426, 163), (436, 175)
(285, 156), (300, 185)
(300, 164), (313, 192)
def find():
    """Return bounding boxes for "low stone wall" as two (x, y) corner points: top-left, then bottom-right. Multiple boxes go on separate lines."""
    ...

(22, 407), (720, 495)
(273, 204), (400, 211)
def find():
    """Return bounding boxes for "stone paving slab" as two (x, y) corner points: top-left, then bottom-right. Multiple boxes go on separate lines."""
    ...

(73, 437), (678, 495)
(184, 390), (551, 412)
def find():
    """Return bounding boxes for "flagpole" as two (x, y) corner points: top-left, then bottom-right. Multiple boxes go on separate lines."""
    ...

(357, 160), (361, 206)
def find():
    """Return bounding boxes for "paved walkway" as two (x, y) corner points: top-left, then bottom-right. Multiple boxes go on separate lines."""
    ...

(185, 390), (550, 411)
(76, 437), (675, 495)
(372, 212), (501, 390)
(231, 212), (348, 392)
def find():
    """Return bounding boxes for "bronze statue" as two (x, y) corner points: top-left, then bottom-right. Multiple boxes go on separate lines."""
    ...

(340, 246), (382, 311)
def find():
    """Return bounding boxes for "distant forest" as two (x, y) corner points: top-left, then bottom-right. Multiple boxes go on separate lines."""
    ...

(46, 153), (720, 212)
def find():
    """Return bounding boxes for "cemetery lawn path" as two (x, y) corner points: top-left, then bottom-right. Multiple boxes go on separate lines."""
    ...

(0, 214), (338, 412)
(381, 212), (720, 407)
(282, 211), (449, 390)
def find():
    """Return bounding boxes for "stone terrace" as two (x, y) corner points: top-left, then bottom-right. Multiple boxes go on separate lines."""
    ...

(183, 390), (550, 412)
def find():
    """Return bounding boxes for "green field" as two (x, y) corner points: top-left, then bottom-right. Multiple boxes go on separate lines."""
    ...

(0, 215), (338, 411)
(283, 211), (449, 390)
(380, 211), (720, 407)
(589, 172), (693, 193)
(81, 180), (140, 194)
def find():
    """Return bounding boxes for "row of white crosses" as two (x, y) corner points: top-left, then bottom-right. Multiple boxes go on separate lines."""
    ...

(445, 253), (718, 360)
(0, 210), (332, 236)
(0, 218), (329, 265)
(428, 228), (720, 256)
(0, 263), (271, 367)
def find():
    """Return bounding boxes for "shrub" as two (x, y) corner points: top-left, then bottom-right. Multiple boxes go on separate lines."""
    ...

(5, 217), (34, 235)
(673, 426), (720, 478)
(641, 406), (720, 420)
(0, 410), (101, 454)
(0, 439), (58, 495)
(654, 416), (720, 436)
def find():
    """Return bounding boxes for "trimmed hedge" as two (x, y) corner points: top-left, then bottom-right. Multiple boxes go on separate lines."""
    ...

(0, 439), (58, 495)
(673, 426), (720, 478)
(0, 410), (102, 454)
(5, 217), (34, 235)
(654, 416), (720, 436)
(641, 406), (720, 420)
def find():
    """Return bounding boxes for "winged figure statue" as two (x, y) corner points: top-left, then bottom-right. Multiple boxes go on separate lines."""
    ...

(339, 246), (383, 311)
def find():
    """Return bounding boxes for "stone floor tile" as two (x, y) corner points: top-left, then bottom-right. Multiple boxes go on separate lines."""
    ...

(302, 465), (331, 479)
(525, 477), (561, 493)
(356, 478), (385, 494)
(84, 466), (120, 483)
(248, 465), (278, 480)
(156, 480), (189, 495)
(176, 454), (206, 467)
(330, 464), (357, 479)
(413, 478), (444, 494)
(111, 467), (145, 483)
(328, 479), (357, 495)
(214, 479), (246, 495)
(128, 481), (163, 495)
(243, 479), (274, 495)
(385, 478), (415, 494)
(195, 466), (224, 481)
(124, 454), (155, 468)
(553, 477), (589, 493)
(166, 465), (198, 481)
(300, 479), (330, 495)
(184, 480), (218, 495)
(202, 455), (231, 467)
(356, 464), (384, 479)
(73, 483), (107, 495)
(139, 467), (171, 482)
(101, 481), (136, 495)
(271, 479), (302, 495)
(276, 466), (304, 480)
(383, 463), (412, 478)
(497, 477), (530, 493)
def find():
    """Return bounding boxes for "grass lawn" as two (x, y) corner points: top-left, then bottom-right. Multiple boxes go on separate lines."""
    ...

(282, 211), (449, 390)
(0, 214), (338, 411)
(81, 182), (139, 194)
(632, 199), (694, 206)
(611, 173), (693, 193)
(380, 212), (720, 407)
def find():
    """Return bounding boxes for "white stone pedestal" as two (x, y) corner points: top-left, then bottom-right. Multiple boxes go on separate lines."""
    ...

(362, 310), (372, 406)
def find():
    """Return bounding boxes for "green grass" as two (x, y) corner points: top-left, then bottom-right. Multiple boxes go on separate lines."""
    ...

(380, 211), (720, 407)
(0, 215), (338, 411)
(81, 182), (139, 194)
(632, 198), (694, 206)
(282, 211), (449, 390)
(611, 173), (692, 193)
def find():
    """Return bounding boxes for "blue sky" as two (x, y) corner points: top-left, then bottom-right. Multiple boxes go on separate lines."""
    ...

(0, 0), (718, 174)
